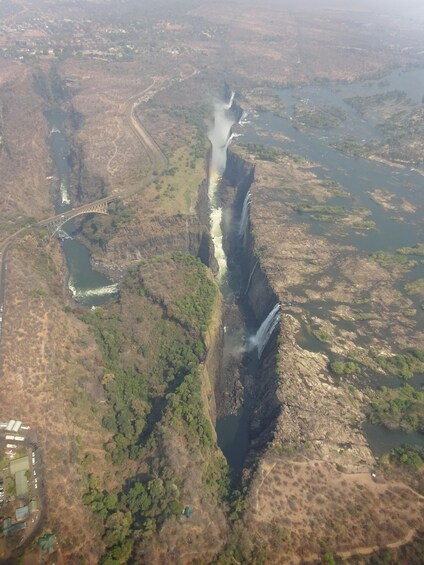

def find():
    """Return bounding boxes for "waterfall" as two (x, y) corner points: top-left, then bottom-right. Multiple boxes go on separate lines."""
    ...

(244, 260), (258, 295)
(224, 132), (236, 151)
(207, 90), (239, 280)
(239, 191), (251, 243)
(224, 91), (235, 110)
(251, 303), (280, 358)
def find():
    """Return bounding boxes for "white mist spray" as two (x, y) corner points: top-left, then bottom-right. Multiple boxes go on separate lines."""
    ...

(60, 181), (70, 205)
(207, 92), (237, 279)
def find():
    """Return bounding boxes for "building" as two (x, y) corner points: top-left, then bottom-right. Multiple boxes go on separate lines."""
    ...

(4, 521), (26, 536)
(3, 517), (12, 532)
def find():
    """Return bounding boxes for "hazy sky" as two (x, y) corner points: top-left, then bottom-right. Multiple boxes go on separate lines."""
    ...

(265, 0), (424, 19)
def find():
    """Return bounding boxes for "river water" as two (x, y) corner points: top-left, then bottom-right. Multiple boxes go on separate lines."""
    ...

(208, 96), (282, 470)
(235, 67), (424, 456)
(212, 69), (424, 465)
(45, 108), (117, 307)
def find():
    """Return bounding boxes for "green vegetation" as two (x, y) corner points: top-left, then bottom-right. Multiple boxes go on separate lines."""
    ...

(81, 200), (136, 248)
(148, 104), (209, 212)
(373, 349), (424, 380)
(402, 308), (417, 318)
(370, 251), (417, 271)
(236, 143), (308, 165)
(294, 204), (347, 215)
(244, 143), (286, 162)
(311, 329), (331, 342)
(331, 137), (376, 159)
(330, 360), (361, 376)
(388, 445), (423, 470)
(352, 219), (376, 230)
(82, 254), (217, 462)
(253, 94), (285, 118)
(398, 243), (424, 257)
(80, 254), (229, 562)
(293, 204), (348, 223)
(5, 476), (15, 497)
(379, 106), (424, 163)
(170, 254), (216, 331)
(345, 90), (409, 114)
(167, 103), (209, 165)
(405, 278), (424, 299)
(293, 103), (346, 130)
(319, 179), (349, 197)
(353, 311), (374, 321)
(369, 385), (424, 433)
(134, 253), (216, 337)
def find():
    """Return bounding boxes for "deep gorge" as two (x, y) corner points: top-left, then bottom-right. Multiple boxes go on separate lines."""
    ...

(208, 99), (282, 471)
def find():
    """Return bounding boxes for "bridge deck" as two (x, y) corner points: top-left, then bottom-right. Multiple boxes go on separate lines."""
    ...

(44, 201), (110, 236)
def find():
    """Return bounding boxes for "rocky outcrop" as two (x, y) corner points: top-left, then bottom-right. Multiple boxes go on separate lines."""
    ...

(90, 214), (216, 279)
(223, 149), (254, 208)
(202, 291), (224, 428)
(222, 148), (281, 453)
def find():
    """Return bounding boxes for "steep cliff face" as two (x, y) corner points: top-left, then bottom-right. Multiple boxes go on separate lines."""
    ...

(90, 213), (216, 278)
(222, 146), (424, 563)
(196, 177), (211, 228)
(223, 148), (281, 452)
(223, 150), (254, 209)
(202, 292), (224, 428)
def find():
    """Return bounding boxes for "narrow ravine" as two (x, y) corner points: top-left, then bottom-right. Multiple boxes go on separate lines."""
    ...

(207, 94), (236, 280)
(208, 93), (280, 471)
(45, 108), (118, 306)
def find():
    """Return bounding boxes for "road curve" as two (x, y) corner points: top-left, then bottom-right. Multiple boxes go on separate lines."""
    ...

(0, 75), (174, 352)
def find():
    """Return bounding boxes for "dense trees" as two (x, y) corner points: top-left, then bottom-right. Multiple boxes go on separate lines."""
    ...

(80, 254), (227, 562)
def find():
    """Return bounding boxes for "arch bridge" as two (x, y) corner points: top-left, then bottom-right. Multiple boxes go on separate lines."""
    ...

(42, 201), (112, 237)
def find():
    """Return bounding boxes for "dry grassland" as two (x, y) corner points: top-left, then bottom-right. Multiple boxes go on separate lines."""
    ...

(0, 234), (109, 563)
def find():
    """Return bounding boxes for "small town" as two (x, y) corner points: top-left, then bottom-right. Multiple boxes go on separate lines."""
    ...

(0, 419), (46, 554)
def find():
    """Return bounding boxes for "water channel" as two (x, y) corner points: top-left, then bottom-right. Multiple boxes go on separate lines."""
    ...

(235, 67), (424, 457)
(46, 69), (424, 465)
(215, 69), (424, 462)
(206, 95), (267, 470)
(45, 108), (117, 307)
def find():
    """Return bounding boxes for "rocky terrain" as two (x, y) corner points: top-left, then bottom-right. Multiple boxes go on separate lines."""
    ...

(219, 143), (424, 562)
(0, 0), (424, 563)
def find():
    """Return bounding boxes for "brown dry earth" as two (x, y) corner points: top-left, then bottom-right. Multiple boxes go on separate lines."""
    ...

(235, 146), (424, 560)
(0, 60), (53, 236)
(0, 233), (109, 563)
(246, 456), (423, 563)
(0, 0), (423, 562)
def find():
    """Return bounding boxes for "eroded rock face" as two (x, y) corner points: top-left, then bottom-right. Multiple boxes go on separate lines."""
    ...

(273, 315), (372, 468)
(90, 213), (216, 278)
(222, 146), (423, 561)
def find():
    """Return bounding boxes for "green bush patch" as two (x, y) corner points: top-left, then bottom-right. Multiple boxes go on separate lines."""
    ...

(405, 278), (424, 299)
(369, 385), (424, 433)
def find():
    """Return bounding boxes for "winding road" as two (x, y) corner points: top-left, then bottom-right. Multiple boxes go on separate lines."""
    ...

(0, 69), (186, 355)
(0, 70), (188, 557)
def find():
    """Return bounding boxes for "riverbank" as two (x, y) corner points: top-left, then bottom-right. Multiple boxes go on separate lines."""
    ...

(218, 142), (424, 561)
